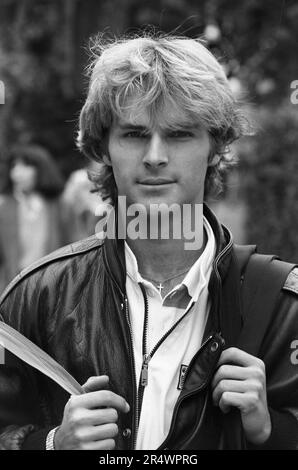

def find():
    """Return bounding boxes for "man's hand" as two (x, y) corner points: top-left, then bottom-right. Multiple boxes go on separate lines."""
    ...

(211, 347), (271, 445)
(54, 375), (130, 450)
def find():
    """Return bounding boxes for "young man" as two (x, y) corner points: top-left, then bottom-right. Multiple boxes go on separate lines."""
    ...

(0, 35), (298, 450)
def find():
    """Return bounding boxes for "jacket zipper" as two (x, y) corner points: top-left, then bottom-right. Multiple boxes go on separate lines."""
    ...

(211, 234), (233, 329)
(213, 234), (233, 284)
(135, 283), (196, 446)
(136, 283), (149, 432)
(122, 295), (138, 450)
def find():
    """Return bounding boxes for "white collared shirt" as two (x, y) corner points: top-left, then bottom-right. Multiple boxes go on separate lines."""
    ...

(125, 216), (216, 449)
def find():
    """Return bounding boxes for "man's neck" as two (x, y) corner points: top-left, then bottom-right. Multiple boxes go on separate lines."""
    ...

(119, 200), (206, 279)
(126, 228), (207, 282)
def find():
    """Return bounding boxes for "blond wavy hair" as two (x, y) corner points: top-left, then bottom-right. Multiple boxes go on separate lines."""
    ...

(77, 33), (250, 203)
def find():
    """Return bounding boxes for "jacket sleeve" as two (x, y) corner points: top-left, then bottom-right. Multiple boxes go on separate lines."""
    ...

(249, 275), (298, 450)
(0, 272), (57, 450)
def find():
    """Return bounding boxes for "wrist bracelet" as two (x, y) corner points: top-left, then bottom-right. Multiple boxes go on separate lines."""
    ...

(46, 426), (59, 450)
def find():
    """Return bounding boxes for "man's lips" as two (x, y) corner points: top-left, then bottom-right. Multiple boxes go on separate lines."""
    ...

(137, 178), (175, 185)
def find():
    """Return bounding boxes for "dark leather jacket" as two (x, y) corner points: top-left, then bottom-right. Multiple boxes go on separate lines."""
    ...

(0, 206), (298, 450)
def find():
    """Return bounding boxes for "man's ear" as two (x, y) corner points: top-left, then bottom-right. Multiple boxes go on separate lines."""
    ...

(208, 154), (221, 167)
(102, 154), (112, 167)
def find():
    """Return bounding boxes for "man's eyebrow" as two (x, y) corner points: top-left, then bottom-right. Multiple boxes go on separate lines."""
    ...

(163, 123), (198, 132)
(116, 121), (199, 131)
(117, 122), (148, 131)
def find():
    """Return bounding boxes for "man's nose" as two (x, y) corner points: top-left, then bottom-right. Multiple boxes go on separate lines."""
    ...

(142, 134), (168, 168)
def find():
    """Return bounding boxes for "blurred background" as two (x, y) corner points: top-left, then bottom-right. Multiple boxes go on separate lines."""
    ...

(0, 0), (298, 291)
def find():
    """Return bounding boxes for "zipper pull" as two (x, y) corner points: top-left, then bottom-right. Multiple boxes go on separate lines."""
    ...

(141, 357), (149, 387)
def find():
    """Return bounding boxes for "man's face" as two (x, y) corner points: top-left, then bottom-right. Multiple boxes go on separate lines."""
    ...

(107, 100), (211, 209)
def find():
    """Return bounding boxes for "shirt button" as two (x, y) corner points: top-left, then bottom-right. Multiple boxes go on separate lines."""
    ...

(210, 341), (219, 352)
(122, 428), (132, 438)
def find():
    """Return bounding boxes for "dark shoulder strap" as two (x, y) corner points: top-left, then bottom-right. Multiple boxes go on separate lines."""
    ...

(223, 245), (296, 449)
(233, 244), (257, 278)
(234, 246), (296, 355)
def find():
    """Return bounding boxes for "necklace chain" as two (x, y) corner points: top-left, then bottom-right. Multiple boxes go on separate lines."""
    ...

(140, 267), (190, 287)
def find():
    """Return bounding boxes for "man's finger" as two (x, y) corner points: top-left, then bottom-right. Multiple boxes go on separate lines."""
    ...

(212, 379), (247, 406)
(82, 375), (110, 393)
(218, 391), (256, 414)
(68, 407), (119, 426)
(217, 348), (264, 369)
(74, 422), (119, 442)
(86, 407), (119, 425)
(70, 389), (130, 413)
(211, 364), (251, 390)
(80, 439), (116, 451)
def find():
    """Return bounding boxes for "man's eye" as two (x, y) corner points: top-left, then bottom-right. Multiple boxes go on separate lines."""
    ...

(123, 131), (148, 138)
(168, 131), (193, 139)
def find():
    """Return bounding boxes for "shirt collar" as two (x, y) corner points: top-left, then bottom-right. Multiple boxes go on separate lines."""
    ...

(125, 241), (144, 284)
(124, 216), (216, 302)
(181, 216), (216, 301)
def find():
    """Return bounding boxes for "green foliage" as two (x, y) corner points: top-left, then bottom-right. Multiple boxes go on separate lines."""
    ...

(240, 103), (298, 261)
(0, 0), (85, 179)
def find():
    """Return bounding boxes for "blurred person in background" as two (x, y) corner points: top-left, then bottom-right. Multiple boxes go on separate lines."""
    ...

(61, 162), (109, 243)
(0, 144), (66, 292)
